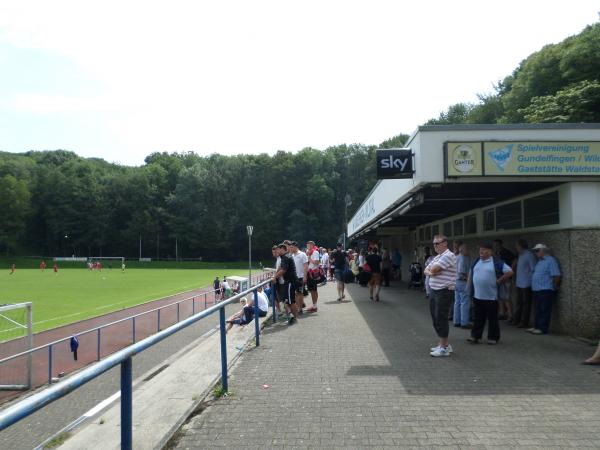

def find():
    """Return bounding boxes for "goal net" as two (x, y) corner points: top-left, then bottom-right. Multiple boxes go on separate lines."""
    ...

(87, 257), (125, 269)
(0, 302), (33, 390)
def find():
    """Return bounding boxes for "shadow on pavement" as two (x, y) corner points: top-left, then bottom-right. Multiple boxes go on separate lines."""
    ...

(345, 281), (600, 396)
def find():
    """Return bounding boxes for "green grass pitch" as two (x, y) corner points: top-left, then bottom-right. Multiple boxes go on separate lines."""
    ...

(0, 267), (249, 334)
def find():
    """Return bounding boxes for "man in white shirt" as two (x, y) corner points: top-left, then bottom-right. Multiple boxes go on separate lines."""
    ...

(424, 235), (457, 357)
(289, 241), (308, 312)
(221, 279), (231, 299)
(305, 240), (320, 312)
(255, 287), (269, 314)
(320, 248), (330, 283)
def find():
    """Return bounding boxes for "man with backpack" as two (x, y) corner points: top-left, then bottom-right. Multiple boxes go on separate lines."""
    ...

(467, 241), (514, 345)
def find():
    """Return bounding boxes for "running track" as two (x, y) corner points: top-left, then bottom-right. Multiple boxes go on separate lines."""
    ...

(0, 273), (269, 404)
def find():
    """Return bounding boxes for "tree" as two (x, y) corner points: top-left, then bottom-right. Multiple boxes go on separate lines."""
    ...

(426, 103), (474, 125)
(0, 175), (31, 253)
(520, 79), (600, 123)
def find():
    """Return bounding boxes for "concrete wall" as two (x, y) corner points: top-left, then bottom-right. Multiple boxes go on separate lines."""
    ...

(428, 229), (600, 340)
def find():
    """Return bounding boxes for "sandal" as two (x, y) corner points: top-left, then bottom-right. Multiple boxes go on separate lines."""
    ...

(582, 359), (600, 366)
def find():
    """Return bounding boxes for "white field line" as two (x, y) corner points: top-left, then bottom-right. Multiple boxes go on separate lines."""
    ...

(27, 284), (218, 330)
(0, 314), (27, 329)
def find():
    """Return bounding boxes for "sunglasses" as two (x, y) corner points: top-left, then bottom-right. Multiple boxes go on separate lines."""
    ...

(432, 240), (447, 245)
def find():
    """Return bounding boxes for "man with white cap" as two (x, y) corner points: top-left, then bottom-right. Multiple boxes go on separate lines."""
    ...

(528, 244), (561, 335)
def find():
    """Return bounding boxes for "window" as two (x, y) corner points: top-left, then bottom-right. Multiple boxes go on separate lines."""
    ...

(419, 227), (424, 242)
(524, 191), (559, 228)
(465, 214), (477, 234)
(453, 218), (464, 236)
(483, 209), (495, 231)
(432, 224), (439, 237)
(443, 221), (452, 237)
(496, 201), (522, 230)
(425, 226), (431, 241)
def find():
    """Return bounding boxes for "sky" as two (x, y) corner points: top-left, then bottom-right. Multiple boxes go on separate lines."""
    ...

(0, 1), (598, 166)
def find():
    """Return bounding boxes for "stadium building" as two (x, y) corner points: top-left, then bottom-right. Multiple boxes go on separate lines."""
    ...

(347, 124), (600, 338)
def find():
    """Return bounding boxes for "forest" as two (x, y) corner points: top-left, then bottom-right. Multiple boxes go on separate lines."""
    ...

(1, 23), (598, 260)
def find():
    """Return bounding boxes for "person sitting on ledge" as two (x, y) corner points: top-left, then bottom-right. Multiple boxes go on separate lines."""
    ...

(225, 289), (268, 333)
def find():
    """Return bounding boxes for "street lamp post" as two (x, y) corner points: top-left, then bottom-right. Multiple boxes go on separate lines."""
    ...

(343, 194), (352, 249)
(247, 226), (253, 288)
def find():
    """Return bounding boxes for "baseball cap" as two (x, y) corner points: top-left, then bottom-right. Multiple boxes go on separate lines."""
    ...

(532, 243), (548, 250)
(290, 241), (298, 247)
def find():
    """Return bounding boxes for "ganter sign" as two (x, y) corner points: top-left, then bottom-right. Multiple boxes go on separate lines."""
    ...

(445, 141), (600, 177)
(376, 148), (414, 179)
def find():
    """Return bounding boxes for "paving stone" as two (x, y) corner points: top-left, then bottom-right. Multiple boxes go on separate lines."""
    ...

(173, 281), (600, 449)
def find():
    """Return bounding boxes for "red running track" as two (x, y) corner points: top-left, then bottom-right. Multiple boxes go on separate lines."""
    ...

(0, 275), (270, 405)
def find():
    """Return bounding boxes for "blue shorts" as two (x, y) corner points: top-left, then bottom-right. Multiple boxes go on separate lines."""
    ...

(334, 269), (344, 281)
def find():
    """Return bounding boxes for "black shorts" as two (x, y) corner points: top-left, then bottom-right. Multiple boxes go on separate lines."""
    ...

(295, 278), (304, 294)
(307, 277), (318, 292)
(279, 282), (296, 304)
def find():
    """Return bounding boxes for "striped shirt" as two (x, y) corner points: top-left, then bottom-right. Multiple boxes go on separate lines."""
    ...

(426, 249), (457, 290)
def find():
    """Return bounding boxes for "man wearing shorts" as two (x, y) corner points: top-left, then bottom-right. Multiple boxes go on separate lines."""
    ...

(289, 241), (308, 313)
(305, 240), (320, 312)
(331, 243), (348, 301)
(272, 243), (299, 325)
(366, 247), (383, 301)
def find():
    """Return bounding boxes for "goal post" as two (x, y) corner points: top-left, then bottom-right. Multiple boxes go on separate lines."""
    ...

(0, 302), (33, 390)
(87, 256), (125, 267)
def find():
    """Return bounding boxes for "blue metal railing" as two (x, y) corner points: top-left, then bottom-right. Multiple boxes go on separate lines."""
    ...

(0, 272), (273, 389)
(0, 276), (277, 450)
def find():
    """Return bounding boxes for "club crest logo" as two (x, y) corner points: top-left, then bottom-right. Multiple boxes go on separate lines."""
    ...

(488, 144), (513, 171)
(452, 144), (475, 173)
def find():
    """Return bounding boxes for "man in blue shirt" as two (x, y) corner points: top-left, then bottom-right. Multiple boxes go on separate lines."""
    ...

(528, 244), (561, 335)
(512, 239), (537, 328)
(453, 243), (472, 329)
(467, 241), (513, 345)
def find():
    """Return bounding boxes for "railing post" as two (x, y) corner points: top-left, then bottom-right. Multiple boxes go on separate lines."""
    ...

(48, 345), (53, 385)
(177, 303), (180, 322)
(204, 293), (207, 309)
(132, 317), (136, 343)
(121, 357), (133, 450)
(192, 297), (195, 315)
(157, 309), (161, 332)
(253, 289), (260, 347)
(219, 308), (228, 393)
(97, 328), (101, 361)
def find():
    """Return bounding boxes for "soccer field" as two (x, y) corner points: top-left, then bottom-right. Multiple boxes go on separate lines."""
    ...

(0, 268), (248, 334)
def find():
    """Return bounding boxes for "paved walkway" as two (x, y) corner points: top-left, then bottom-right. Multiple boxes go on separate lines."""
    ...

(175, 281), (600, 449)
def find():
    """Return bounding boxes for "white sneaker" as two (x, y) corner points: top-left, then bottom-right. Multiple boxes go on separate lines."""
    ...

(430, 344), (453, 353)
(430, 346), (451, 357)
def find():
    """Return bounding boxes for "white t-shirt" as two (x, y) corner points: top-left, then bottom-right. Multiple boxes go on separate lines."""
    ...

(293, 251), (308, 278)
(222, 280), (231, 290)
(256, 291), (269, 312)
(308, 249), (320, 270)
(275, 256), (284, 284)
(358, 254), (365, 268)
(321, 252), (330, 268)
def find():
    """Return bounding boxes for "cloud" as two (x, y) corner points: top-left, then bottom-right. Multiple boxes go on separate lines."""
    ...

(10, 94), (123, 114)
(0, 1), (599, 164)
